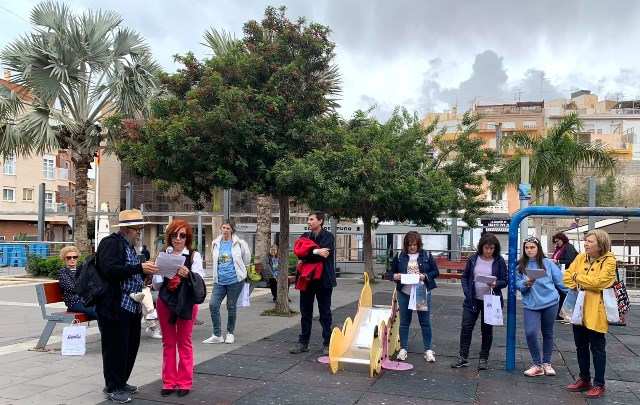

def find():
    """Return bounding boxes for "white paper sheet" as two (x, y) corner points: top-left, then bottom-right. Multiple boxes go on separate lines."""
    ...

(401, 273), (421, 285)
(525, 268), (548, 280)
(155, 252), (186, 278)
(474, 275), (497, 284)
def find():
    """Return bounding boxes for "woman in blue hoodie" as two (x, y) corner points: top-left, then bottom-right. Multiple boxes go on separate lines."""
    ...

(516, 236), (568, 377)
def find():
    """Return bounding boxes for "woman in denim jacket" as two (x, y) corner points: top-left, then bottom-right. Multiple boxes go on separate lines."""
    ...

(389, 231), (439, 362)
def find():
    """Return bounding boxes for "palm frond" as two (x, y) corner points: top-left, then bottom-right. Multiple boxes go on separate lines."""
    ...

(202, 28), (242, 55)
(30, 1), (71, 33)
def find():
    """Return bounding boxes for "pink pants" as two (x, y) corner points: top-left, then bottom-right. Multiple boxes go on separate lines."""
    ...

(156, 297), (198, 389)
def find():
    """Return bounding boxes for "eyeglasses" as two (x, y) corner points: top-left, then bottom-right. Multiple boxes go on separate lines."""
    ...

(129, 227), (144, 234)
(171, 232), (187, 240)
(66, 255), (78, 260)
(524, 237), (540, 244)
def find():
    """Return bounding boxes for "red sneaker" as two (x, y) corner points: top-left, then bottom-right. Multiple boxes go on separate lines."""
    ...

(585, 386), (606, 398)
(566, 379), (592, 392)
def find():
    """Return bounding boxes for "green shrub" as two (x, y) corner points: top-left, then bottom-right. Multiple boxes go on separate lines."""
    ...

(288, 252), (298, 276)
(27, 254), (86, 279)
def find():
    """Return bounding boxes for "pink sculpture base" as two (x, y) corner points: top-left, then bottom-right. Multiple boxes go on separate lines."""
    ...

(381, 358), (413, 371)
(317, 356), (331, 364)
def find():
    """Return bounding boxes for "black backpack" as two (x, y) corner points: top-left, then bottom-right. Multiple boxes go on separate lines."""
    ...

(74, 252), (105, 307)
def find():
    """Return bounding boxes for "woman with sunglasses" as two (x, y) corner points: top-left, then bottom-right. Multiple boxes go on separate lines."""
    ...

(203, 219), (251, 345)
(563, 229), (616, 399)
(515, 236), (567, 377)
(151, 220), (205, 398)
(57, 246), (98, 319)
(451, 232), (507, 370)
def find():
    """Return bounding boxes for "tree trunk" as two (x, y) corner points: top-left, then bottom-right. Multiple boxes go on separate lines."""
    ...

(255, 194), (272, 261)
(275, 193), (290, 313)
(546, 182), (557, 253)
(74, 155), (92, 254)
(362, 213), (376, 280)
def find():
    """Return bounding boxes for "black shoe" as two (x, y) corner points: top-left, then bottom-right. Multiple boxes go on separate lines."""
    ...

(104, 390), (131, 403)
(273, 297), (276, 301)
(289, 342), (309, 354)
(123, 384), (138, 394)
(161, 389), (175, 397)
(288, 298), (292, 302)
(451, 357), (469, 368)
(478, 358), (489, 370)
(323, 345), (330, 356)
(177, 389), (190, 397)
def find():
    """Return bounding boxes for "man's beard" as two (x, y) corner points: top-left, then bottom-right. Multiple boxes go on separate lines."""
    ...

(123, 233), (139, 247)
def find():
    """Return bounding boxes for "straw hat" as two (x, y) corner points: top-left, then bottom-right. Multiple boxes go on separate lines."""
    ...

(113, 209), (149, 227)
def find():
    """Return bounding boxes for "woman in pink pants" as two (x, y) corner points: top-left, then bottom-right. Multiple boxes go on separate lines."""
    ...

(152, 220), (205, 398)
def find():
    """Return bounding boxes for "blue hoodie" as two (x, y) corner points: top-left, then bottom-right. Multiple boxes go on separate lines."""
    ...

(516, 257), (568, 310)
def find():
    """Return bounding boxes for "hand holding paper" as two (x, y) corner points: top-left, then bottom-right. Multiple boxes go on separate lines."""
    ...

(525, 268), (548, 280)
(401, 273), (420, 285)
(155, 252), (186, 278)
(474, 275), (496, 284)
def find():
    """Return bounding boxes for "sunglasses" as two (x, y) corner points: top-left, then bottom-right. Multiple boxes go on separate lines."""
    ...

(524, 237), (540, 244)
(171, 232), (187, 240)
(66, 255), (78, 260)
(129, 227), (144, 234)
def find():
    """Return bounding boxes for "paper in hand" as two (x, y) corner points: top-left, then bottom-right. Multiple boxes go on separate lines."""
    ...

(401, 273), (421, 285)
(474, 275), (497, 284)
(155, 252), (186, 278)
(525, 268), (548, 280)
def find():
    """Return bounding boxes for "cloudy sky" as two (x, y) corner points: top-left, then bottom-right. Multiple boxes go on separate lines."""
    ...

(1, 0), (639, 121)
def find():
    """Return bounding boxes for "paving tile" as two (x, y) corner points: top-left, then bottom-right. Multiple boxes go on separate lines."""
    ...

(194, 353), (297, 380)
(272, 359), (374, 392)
(233, 381), (362, 405)
(369, 370), (477, 403)
(356, 392), (455, 404)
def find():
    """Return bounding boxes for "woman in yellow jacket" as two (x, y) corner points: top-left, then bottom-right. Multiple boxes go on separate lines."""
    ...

(563, 229), (616, 399)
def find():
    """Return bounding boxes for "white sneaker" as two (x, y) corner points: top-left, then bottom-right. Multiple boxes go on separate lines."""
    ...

(146, 310), (158, 320)
(424, 350), (436, 362)
(130, 292), (145, 302)
(225, 333), (235, 344)
(397, 348), (407, 361)
(202, 335), (225, 344)
(145, 327), (162, 339)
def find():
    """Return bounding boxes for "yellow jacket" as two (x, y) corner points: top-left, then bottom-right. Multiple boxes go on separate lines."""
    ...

(563, 252), (616, 334)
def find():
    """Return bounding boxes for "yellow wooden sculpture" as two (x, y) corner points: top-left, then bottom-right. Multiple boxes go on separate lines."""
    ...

(328, 273), (400, 377)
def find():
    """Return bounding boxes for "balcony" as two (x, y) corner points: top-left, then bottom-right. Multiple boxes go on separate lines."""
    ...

(45, 202), (68, 213)
(485, 200), (509, 214)
(56, 168), (69, 181)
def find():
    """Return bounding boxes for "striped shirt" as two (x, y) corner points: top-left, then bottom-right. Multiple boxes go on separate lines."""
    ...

(115, 232), (143, 313)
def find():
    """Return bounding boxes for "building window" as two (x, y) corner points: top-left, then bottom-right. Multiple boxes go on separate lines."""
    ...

(44, 191), (54, 211)
(3, 154), (16, 175)
(523, 120), (537, 128)
(2, 188), (15, 202)
(23, 188), (33, 201)
(503, 121), (516, 129)
(486, 122), (496, 130)
(43, 155), (55, 180)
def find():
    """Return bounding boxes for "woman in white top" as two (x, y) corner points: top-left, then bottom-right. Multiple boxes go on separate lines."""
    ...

(152, 220), (205, 398)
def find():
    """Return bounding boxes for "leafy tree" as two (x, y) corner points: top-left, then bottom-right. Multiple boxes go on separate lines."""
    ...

(0, 2), (160, 253)
(573, 175), (617, 207)
(112, 6), (340, 312)
(276, 109), (501, 279)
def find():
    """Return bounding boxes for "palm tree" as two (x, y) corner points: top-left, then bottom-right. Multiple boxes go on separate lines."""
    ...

(500, 112), (616, 248)
(0, 2), (160, 253)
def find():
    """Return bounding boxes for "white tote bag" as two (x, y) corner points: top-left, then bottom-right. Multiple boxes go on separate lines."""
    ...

(602, 288), (621, 323)
(483, 294), (503, 326)
(408, 284), (417, 311)
(236, 282), (251, 307)
(61, 322), (86, 356)
(570, 290), (586, 325)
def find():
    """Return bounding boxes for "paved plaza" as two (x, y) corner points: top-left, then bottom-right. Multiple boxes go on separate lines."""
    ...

(0, 277), (639, 404)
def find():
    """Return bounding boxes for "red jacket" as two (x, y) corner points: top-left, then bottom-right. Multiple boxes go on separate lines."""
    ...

(294, 237), (323, 291)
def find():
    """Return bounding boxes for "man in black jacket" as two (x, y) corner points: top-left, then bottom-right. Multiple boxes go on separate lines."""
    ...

(290, 211), (337, 356)
(97, 209), (158, 403)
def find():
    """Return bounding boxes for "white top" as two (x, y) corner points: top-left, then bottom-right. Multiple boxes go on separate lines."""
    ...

(152, 247), (205, 290)
(474, 257), (494, 300)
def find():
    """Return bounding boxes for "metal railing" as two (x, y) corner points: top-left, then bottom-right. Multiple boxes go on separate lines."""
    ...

(0, 241), (74, 275)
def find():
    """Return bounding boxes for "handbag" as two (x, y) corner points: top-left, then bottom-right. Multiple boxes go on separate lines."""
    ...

(602, 288), (620, 323)
(61, 320), (86, 356)
(570, 290), (586, 325)
(603, 264), (630, 321)
(236, 282), (251, 307)
(408, 282), (429, 311)
(483, 293), (503, 326)
(559, 289), (578, 322)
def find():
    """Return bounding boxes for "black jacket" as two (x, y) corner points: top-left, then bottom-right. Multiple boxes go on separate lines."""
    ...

(556, 243), (578, 267)
(300, 228), (337, 289)
(96, 233), (144, 320)
(461, 253), (508, 312)
(159, 251), (206, 323)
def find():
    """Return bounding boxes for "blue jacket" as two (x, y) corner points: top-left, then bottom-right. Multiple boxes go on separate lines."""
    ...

(516, 257), (568, 310)
(461, 253), (508, 312)
(389, 249), (439, 291)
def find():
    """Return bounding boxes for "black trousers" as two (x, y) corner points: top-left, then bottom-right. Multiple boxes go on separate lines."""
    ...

(573, 325), (607, 387)
(98, 310), (142, 392)
(298, 280), (332, 346)
(269, 277), (278, 299)
(459, 299), (493, 360)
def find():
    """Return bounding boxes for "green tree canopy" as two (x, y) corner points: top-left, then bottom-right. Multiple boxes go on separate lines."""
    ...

(0, 1), (160, 252)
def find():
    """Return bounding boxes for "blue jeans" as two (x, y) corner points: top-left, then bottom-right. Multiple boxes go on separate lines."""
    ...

(396, 289), (433, 351)
(69, 301), (98, 320)
(209, 281), (244, 336)
(523, 303), (558, 366)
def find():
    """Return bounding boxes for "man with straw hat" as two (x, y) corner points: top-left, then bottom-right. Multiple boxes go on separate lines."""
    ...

(97, 209), (159, 403)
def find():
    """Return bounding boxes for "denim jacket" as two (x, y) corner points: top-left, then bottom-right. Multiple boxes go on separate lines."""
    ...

(461, 253), (508, 312)
(389, 249), (439, 291)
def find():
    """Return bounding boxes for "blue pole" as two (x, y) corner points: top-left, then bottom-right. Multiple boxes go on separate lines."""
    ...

(506, 206), (640, 371)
